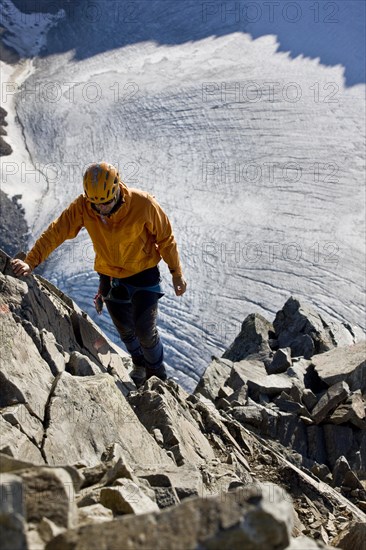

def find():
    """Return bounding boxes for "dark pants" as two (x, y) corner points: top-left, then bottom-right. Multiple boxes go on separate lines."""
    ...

(98, 267), (164, 369)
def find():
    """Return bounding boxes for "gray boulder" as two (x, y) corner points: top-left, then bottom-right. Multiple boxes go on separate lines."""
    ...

(0, 415), (44, 464)
(273, 296), (356, 358)
(311, 342), (366, 393)
(66, 351), (101, 376)
(227, 360), (294, 398)
(19, 467), (78, 529)
(47, 482), (295, 550)
(77, 504), (113, 526)
(311, 381), (350, 424)
(194, 357), (232, 402)
(222, 313), (274, 362)
(0, 306), (54, 417)
(129, 378), (216, 467)
(42, 372), (173, 469)
(267, 347), (292, 374)
(332, 456), (352, 488)
(100, 480), (159, 515)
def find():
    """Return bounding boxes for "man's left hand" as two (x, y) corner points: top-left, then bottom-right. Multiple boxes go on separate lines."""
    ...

(172, 275), (187, 296)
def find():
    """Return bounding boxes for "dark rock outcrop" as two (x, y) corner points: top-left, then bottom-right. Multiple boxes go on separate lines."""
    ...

(0, 190), (28, 257)
(0, 107), (13, 157)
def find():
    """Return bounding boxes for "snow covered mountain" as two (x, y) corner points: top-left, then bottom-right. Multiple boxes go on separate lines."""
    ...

(1, 0), (365, 391)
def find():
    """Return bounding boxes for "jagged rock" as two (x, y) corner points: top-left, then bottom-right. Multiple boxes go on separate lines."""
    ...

(332, 521), (366, 549)
(39, 329), (66, 375)
(0, 415), (44, 464)
(310, 463), (332, 483)
(216, 397), (232, 410)
(277, 412), (308, 456)
(0, 308), (54, 417)
(273, 296), (356, 358)
(342, 471), (364, 491)
(15, 276), (78, 358)
(152, 486), (180, 509)
(311, 342), (366, 393)
(19, 467), (78, 529)
(76, 488), (102, 508)
(0, 271), (28, 309)
(273, 393), (308, 416)
(102, 457), (135, 486)
(65, 351), (101, 376)
(128, 378), (216, 467)
(323, 424), (354, 470)
(135, 477), (157, 502)
(47, 482), (294, 550)
(100, 480), (159, 515)
(222, 313), (274, 362)
(227, 360), (294, 398)
(42, 372), (172, 468)
(285, 357), (312, 388)
(0, 453), (39, 474)
(302, 388), (318, 411)
(0, 473), (27, 550)
(277, 460), (366, 526)
(287, 384), (303, 404)
(311, 381), (350, 424)
(69, 303), (130, 380)
(100, 443), (125, 463)
(231, 404), (264, 429)
(218, 385), (234, 398)
(2, 404), (44, 448)
(1, 255), (129, 386)
(231, 401), (281, 441)
(306, 426), (328, 465)
(134, 464), (203, 502)
(332, 456), (351, 488)
(80, 463), (107, 489)
(77, 504), (113, 526)
(138, 473), (173, 488)
(329, 391), (366, 427)
(226, 384), (248, 406)
(59, 466), (85, 494)
(194, 357), (232, 401)
(267, 347), (292, 374)
(137, 474), (180, 509)
(226, 361), (259, 390)
(38, 517), (65, 543)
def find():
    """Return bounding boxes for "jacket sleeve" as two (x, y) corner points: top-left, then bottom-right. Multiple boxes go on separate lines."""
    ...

(25, 197), (84, 270)
(146, 196), (183, 277)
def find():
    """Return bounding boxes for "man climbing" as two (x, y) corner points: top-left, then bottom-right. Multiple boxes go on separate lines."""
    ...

(11, 162), (187, 387)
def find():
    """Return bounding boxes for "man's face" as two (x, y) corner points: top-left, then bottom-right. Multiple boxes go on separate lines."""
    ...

(93, 188), (119, 215)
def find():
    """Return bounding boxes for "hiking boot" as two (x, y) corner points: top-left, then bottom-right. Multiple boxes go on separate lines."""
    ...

(145, 363), (167, 382)
(130, 365), (146, 388)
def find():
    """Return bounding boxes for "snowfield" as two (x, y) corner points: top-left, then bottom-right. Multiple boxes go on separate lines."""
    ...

(1, 0), (365, 391)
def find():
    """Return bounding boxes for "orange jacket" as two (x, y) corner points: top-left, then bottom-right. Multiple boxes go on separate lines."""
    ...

(25, 183), (183, 278)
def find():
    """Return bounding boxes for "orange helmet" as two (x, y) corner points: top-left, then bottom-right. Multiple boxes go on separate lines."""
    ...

(83, 162), (120, 204)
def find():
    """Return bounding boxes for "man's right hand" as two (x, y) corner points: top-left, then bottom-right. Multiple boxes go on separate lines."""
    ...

(10, 259), (32, 277)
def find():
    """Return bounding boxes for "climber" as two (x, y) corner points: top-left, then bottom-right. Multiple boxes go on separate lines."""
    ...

(11, 162), (187, 387)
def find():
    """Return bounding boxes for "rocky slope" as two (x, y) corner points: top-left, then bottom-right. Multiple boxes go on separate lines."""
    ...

(0, 190), (29, 258)
(0, 107), (13, 156)
(0, 247), (365, 550)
